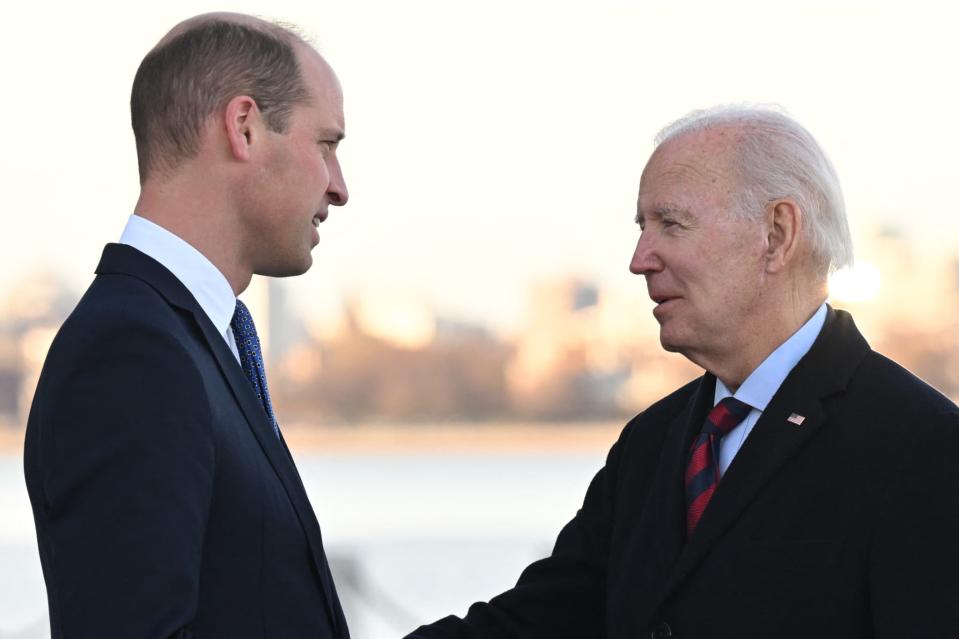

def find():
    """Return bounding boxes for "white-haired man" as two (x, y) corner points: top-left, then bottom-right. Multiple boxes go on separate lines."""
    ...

(407, 106), (959, 638)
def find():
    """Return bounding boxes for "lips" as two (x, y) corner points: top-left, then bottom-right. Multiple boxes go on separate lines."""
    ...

(312, 208), (329, 227)
(649, 293), (679, 305)
(310, 212), (325, 247)
(648, 293), (680, 323)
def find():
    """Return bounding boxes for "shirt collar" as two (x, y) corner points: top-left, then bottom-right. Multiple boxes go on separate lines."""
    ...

(715, 303), (828, 410)
(119, 214), (236, 337)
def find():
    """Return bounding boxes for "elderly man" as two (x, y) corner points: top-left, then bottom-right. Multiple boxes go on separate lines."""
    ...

(408, 107), (959, 638)
(24, 13), (350, 638)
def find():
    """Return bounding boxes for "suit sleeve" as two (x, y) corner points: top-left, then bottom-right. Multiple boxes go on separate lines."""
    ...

(29, 318), (214, 638)
(406, 419), (636, 639)
(869, 408), (959, 636)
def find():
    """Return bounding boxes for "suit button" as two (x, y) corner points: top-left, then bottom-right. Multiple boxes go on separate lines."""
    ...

(650, 622), (672, 639)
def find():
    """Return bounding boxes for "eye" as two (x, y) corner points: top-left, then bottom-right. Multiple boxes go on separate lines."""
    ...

(661, 216), (684, 231)
(317, 140), (338, 156)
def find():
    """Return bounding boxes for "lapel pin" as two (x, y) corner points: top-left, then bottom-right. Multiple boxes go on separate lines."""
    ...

(787, 413), (806, 426)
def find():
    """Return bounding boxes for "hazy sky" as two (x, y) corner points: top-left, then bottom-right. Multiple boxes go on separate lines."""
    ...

(3, 0), (957, 333)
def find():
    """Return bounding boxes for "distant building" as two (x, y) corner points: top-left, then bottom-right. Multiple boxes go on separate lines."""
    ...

(508, 278), (699, 420)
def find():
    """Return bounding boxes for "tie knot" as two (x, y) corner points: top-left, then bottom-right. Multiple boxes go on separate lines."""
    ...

(704, 397), (752, 436)
(231, 299), (254, 338)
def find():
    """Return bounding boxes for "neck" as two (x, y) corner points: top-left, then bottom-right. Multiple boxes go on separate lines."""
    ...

(702, 286), (827, 393)
(135, 176), (252, 296)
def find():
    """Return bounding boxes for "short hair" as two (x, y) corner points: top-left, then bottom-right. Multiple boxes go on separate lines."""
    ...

(655, 105), (854, 276)
(131, 18), (311, 182)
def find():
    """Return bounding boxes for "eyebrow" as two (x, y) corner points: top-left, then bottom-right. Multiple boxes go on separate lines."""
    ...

(317, 128), (346, 142)
(635, 205), (691, 225)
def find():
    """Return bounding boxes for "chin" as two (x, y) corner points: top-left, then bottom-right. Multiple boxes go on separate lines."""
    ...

(258, 255), (313, 278)
(659, 338), (683, 354)
(286, 246), (314, 274)
(659, 337), (689, 356)
(290, 256), (314, 276)
(658, 325), (689, 355)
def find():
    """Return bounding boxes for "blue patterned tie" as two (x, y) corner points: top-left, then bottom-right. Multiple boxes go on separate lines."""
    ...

(231, 299), (280, 438)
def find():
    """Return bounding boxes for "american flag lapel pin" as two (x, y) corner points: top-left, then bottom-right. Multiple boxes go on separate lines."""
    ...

(787, 413), (806, 426)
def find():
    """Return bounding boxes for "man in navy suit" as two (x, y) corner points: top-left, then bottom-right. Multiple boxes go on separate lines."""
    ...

(407, 107), (959, 637)
(24, 12), (350, 638)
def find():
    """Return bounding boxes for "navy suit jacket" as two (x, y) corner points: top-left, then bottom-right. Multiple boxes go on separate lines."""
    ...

(409, 308), (959, 638)
(24, 244), (349, 638)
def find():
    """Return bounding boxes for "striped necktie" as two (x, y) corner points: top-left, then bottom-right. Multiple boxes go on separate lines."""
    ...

(231, 299), (280, 439)
(685, 397), (751, 536)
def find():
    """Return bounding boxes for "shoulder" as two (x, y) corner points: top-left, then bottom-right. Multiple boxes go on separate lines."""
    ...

(26, 271), (218, 471)
(29, 273), (216, 459)
(613, 376), (703, 453)
(52, 271), (198, 362)
(830, 349), (959, 470)
(34, 272), (210, 411)
(851, 349), (957, 420)
(635, 377), (703, 422)
(625, 376), (702, 432)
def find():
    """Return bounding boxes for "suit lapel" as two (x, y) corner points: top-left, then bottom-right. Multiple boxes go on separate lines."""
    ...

(651, 376), (716, 580)
(96, 244), (343, 634)
(192, 307), (346, 634)
(629, 375), (715, 627)
(652, 307), (871, 611)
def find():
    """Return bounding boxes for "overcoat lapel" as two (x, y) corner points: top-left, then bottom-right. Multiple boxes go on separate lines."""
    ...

(96, 244), (343, 635)
(631, 375), (716, 627)
(652, 307), (871, 612)
(652, 376), (716, 578)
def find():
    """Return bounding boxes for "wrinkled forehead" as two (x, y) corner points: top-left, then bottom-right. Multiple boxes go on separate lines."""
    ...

(638, 128), (740, 210)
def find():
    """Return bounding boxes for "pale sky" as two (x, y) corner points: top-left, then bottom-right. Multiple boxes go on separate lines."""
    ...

(3, 0), (957, 334)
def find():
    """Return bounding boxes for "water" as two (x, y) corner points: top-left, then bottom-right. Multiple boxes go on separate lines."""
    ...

(0, 449), (608, 638)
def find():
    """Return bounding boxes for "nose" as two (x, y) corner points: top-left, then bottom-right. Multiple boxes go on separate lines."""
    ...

(327, 154), (349, 207)
(629, 230), (663, 275)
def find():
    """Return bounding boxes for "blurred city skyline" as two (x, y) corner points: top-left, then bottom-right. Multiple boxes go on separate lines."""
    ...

(3, 217), (958, 434)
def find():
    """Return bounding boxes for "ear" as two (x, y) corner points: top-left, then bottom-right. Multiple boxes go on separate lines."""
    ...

(764, 198), (802, 274)
(223, 95), (261, 162)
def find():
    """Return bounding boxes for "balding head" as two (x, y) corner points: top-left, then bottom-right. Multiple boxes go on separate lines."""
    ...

(653, 106), (853, 279)
(156, 12), (296, 46)
(130, 13), (314, 182)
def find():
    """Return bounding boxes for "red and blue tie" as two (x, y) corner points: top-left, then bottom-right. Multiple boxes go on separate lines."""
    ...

(685, 397), (751, 536)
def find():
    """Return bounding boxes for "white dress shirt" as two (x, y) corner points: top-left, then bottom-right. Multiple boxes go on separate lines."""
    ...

(119, 214), (241, 362)
(713, 303), (828, 476)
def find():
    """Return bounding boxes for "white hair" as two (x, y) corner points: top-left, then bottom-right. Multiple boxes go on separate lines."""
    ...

(655, 104), (854, 276)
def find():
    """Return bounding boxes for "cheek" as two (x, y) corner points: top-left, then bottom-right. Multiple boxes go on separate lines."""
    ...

(680, 253), (757, 316)
(709, 226), (767, 278)
(317, 157), (334, 187)
(292, 151), (327, 189)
